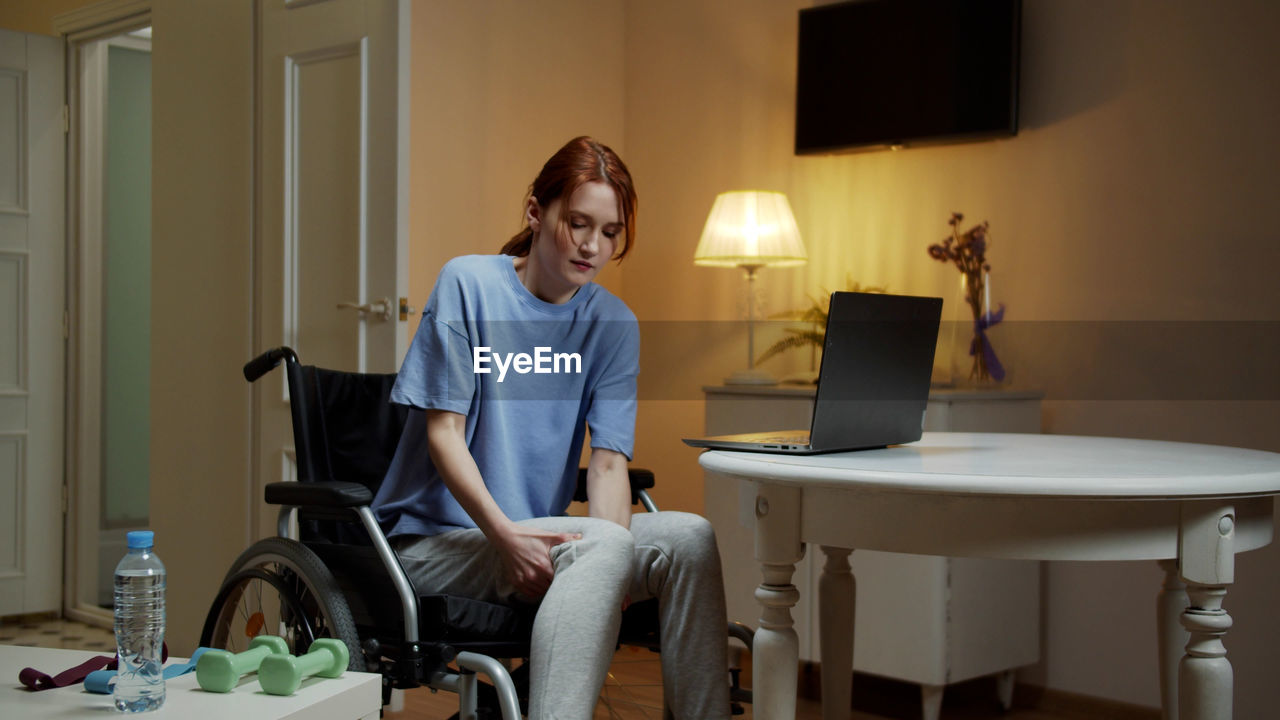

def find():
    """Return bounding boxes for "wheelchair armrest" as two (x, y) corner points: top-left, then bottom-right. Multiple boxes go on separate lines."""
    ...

(264, 480), (373, 508)
(573, 467), (656, 504)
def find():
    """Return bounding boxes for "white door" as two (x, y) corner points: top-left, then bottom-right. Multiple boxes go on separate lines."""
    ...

(0, 29), (65, 616)
(254, 0), (409, 537)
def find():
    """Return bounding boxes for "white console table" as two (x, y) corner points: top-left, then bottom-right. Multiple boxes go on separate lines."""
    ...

(703, 385), (1043, 720)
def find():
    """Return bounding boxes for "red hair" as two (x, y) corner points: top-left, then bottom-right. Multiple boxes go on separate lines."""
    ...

(501, 136), (638, 261)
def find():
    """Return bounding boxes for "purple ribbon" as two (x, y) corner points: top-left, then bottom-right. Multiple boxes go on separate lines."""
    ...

(19, 655), (115, 691)
(969, 304), (1006, 381)
(19, 643), (169, 692)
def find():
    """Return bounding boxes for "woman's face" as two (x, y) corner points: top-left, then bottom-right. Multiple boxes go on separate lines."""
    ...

(524, 181), (622, 304)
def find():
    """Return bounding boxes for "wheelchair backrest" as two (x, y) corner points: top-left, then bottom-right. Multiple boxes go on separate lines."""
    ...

(285, 361), (408, 543)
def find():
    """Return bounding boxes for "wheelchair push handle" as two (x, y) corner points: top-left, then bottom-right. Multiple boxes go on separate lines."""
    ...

(243, 346), (299, 382)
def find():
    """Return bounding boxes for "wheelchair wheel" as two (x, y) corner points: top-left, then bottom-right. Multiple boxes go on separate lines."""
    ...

(199, 537), (365, 671)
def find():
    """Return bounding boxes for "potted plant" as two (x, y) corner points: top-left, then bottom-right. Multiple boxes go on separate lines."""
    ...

(755, 277), (887, 382)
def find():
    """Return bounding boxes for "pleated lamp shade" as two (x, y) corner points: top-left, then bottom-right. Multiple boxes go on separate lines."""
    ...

(694, 191), (807, 268)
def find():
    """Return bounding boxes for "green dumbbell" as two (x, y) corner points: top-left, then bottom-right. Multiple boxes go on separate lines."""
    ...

(196, 636), (291, 693)
(257, 638), (349, 696)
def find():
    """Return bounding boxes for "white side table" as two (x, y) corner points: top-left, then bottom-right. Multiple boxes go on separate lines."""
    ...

(700, 433), (1280, 720)
(0, 645), (381, 719)
(703, 385), (1043, 719)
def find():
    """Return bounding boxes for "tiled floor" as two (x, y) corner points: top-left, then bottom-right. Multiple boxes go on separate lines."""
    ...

(0, 614), (116, 653)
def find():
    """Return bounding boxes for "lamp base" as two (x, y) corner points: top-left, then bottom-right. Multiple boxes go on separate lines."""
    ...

(724, 368), (778, 386)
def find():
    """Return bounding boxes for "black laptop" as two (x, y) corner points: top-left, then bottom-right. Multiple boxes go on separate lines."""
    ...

(682, 291), (943, 454)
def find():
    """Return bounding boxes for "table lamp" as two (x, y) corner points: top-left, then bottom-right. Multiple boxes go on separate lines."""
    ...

(694, 190), (807, 385)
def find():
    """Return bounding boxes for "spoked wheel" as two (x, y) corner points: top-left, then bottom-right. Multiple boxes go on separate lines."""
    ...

(199, 537), (365, 671)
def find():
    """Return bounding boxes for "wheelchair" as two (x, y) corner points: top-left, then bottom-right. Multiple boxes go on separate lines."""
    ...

(199, 347), (754, 719)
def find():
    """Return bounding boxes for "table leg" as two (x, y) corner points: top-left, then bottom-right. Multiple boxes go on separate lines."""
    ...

(753, 483), (805, 720)
(818, 546), (853, 720)
(1157, 559), (1188, 720)
(921, 684), (944, 720)
(996, 670), (1016, 711)
(1177, 503), (1236, 720)
(1179, 584), (1232, 720)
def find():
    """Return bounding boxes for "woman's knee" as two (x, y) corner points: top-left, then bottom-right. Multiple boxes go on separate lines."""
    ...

(637, 511), (720, 563)
(679, 511), (716, 541)
(559, 517), (636, 565)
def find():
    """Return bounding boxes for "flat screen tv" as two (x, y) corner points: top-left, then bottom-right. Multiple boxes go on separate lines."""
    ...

(795, 0), (1021, 155)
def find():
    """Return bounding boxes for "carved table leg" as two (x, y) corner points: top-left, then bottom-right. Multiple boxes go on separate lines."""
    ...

(1178, 503), (1236, 720)
(753, 483), (805, 720)
(1157, 559), (1189, 720)
(1179, 585), (1232, 720)
(819, 546), (854, 720)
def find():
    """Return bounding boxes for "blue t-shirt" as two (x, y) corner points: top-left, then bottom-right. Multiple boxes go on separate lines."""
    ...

(372, 254), (640, 537)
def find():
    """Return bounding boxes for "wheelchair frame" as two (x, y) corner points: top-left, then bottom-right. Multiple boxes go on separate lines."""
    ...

(201, 347), (752, 719)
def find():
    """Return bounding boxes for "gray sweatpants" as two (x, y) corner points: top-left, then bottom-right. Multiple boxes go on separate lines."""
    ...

(393, 511), (730, 720)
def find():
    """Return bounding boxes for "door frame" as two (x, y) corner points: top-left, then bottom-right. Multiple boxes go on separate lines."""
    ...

(54, 0), (152, 628)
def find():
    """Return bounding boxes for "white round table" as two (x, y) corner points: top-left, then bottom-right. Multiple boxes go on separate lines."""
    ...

(699, 432), (1280, 720)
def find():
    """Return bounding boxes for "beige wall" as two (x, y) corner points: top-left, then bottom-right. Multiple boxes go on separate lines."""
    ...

(407, 0), (627, 325)
(621, 0), (816, 515)
(621, 0), (1280, 713)
(147, 0), (255, 656)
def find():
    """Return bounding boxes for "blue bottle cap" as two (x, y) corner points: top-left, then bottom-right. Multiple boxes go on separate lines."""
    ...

(126, 530), (154, 549)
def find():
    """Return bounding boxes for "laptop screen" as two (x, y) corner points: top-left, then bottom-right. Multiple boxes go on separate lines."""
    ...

(808, 292), (943, 450)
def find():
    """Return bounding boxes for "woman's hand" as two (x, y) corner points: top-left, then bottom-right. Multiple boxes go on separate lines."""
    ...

(494, 525), (581, 599)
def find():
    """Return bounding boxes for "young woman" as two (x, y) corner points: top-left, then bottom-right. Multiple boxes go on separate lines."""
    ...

(372, 136), (730, 719)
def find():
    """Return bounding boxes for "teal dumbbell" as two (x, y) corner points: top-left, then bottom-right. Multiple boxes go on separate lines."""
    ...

(257, 638), (348, 696)
(196, 636), (290, 693)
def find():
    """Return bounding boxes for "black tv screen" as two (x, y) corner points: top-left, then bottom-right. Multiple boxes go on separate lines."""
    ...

(795, 0), (1021, 155)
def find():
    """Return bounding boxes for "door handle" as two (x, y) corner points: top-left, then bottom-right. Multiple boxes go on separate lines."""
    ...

(336, 297), (392, 322)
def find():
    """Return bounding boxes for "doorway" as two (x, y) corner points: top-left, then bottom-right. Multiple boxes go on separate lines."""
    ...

(63, 22), (153, 627)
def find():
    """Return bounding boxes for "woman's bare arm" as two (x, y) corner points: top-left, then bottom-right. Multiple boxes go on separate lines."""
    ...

(585, 447), (631, 530)
(425, 409), (578, 598)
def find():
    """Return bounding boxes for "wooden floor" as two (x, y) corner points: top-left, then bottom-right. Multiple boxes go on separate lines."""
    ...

(2, 616), (1157, 719)
(1, 616), (1156, 719)
(383, 646), (1154, 720)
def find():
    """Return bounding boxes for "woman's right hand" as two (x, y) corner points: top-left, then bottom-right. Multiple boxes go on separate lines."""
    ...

(494, 525), (581, 599)
(424, 410), (580, 599)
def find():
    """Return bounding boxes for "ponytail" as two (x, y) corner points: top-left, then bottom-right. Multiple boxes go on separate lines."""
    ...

(501, 227), (534, 257)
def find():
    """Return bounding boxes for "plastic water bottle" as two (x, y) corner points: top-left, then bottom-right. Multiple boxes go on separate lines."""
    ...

(113, 530), (166, 712)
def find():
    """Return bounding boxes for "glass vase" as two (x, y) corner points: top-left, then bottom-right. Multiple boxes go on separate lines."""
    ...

(952, 271), (1007, 386)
